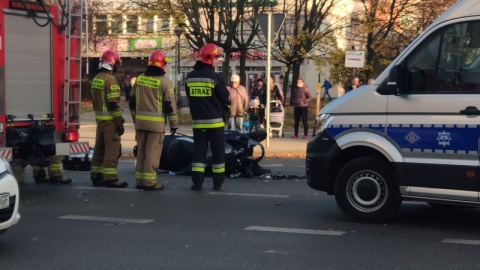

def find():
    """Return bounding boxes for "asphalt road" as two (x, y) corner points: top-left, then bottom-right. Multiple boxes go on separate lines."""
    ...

(1, 158), (480, 269)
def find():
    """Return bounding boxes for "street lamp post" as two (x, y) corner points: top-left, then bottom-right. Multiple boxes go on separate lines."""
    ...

(174, 27), (183, 100)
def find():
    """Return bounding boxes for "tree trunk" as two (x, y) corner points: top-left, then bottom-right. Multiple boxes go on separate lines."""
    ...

(239, 51), (247, 86)
(365, 32), (375, 80)
(221, 57), (230, 82)
(283, 65), (292, 105)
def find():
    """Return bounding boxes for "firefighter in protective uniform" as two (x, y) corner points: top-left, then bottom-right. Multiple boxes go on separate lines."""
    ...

(90, 50), (128, 188)
(185, 44), (230, 191)
(33, 155), (72, 184)
(129, 50), (178, 191)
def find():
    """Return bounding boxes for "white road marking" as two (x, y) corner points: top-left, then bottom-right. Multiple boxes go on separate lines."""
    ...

(262, 164), (284, 167)
(208, 192), (289, 198)
(74, 187), (139, 192)
(442, 238), (480, 245)
(59, 215), (154, 224)
(245, 226), (346, 236)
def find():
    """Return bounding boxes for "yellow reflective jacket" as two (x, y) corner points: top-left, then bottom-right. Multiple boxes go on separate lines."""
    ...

(130, 74), (178, 132)
(91, 70), (122, 122)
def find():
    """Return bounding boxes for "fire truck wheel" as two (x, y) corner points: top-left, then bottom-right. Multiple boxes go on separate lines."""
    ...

(334, 156), (401, 223)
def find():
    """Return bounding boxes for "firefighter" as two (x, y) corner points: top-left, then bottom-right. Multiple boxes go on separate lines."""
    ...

(129, 50), (178, 191)
(89, 50), (128, 188)
(185, 44), (230, 191)
(33, 156), (72, 184)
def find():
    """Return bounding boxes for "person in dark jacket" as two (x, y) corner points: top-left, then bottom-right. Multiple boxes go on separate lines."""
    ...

(247, 98), (260, 132)
(250, 78), (266, 128)
(291, 77), (312, 139)
(185, 44), (230, 191)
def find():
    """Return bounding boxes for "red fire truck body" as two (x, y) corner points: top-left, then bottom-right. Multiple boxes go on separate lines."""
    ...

(0, 0), (88, 173)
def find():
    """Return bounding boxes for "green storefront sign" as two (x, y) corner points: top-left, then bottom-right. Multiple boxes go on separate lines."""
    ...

(128, 38), (162, 50)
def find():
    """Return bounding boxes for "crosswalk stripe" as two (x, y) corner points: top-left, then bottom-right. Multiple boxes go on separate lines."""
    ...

(74, 187), (138, 192)
(59, 215), (154, 224)
(245, 226), (345, 236)
(208, 192), (289, 198)
(442, 238), (480, 245)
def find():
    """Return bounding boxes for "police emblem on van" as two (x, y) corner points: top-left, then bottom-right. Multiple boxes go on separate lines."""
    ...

(437, 131), (451, 147)
(405, 132), (419, 144)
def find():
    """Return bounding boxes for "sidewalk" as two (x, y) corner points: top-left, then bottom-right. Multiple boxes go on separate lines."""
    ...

(79, 107), (308, 158)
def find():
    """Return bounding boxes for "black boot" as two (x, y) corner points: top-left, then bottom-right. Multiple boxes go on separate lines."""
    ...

(104, 179), (128, 188)
(50, 176), (72, 185)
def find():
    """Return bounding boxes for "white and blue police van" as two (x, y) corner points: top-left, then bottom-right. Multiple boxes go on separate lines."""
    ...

(306, 0), (480, 222)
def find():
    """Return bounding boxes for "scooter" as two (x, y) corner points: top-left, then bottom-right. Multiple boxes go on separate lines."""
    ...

(135, 130), (268, 177)
(63, 130), (269, 178)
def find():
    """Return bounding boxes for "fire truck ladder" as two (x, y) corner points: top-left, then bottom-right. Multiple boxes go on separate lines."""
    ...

(63, 0), (84, 129)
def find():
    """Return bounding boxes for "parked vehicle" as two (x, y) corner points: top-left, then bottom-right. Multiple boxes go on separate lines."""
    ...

(0, 0), (89, 181)
(0, 157), (20, 235)
(306, 0), (480, 222)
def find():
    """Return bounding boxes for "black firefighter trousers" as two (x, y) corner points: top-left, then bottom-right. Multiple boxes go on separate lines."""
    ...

(191, 127), (225, 187)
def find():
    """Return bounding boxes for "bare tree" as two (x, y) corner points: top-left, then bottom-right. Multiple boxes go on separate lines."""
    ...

(352, 0), (456, 80)
(271, 0), (343, 98)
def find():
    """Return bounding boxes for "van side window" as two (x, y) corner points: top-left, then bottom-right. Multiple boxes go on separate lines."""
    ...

(405, 21), (480, 94)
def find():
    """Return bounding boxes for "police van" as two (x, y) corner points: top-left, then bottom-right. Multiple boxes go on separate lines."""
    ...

(306, 0), (480, 222)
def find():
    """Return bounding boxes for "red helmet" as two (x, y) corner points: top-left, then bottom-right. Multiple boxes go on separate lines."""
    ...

(148, 50), (167, 69)
(199, 44), (223, 65)
(99, 50), (121, 69)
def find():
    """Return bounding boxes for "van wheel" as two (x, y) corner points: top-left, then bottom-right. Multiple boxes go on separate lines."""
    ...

(334, 157), (401, 223)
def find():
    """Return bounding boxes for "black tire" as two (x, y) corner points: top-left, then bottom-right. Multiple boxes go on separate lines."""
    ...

(334, 157), (401, 223)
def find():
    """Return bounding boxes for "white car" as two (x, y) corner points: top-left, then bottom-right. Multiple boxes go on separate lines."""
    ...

(0, 158), (20, 235)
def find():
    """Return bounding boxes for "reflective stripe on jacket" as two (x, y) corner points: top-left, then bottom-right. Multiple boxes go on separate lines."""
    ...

(185, 65), (230, 129)
(91, 71), (122, 121)
(132, 74), (178, 133)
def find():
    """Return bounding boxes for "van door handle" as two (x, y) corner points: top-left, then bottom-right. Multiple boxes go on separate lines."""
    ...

(460, 106), (480, 115)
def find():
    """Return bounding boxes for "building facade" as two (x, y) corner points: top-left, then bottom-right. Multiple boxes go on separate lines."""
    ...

(84, 0), (361, 99)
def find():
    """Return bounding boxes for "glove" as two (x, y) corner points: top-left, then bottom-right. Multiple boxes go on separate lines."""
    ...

(116, 126), (125, 136)
(170, 128), (178, 136)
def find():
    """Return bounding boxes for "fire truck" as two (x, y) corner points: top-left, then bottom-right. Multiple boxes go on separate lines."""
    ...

(0, 0), (89, 182)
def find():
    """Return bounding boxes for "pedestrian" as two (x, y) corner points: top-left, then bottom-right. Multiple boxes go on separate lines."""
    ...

(227, 74), (249, 132)
(291, 77), (312, 139)
(359, 78), (364, 87)
(368, 78), (375, 85)
(33, 156), (72, 184)
(130, 74), (137, 90)
(122, 74), (132, 101)
(268, 74), (284, 106)
(321, 78), (332, 100)
(345, 76), (360, 92)
(250, 78), (266, 128)
(129, 50), (178, 191)
(247, 98), (260, 132)
(90, 50), (128, 188)
(185, 44), (230, 191)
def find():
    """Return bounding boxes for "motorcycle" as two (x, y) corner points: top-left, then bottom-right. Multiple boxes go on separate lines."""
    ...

(63, 130), (269, 178)
(134, 130), (268, 177)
